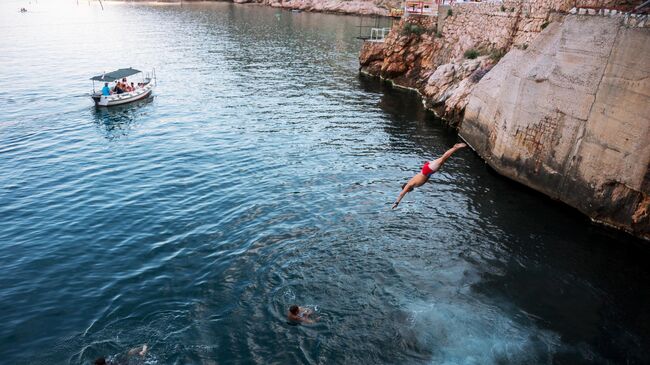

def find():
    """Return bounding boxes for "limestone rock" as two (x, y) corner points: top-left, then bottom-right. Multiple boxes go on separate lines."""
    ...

(358, 2), (650, 239)
(460, 15), (650, 240)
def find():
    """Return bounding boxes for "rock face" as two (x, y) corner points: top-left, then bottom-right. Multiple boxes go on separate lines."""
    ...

(245, 0), (402, 15)
(359, 0), (566, 123)
(359, 0), (649, 239)
(461, 15), (650, 239)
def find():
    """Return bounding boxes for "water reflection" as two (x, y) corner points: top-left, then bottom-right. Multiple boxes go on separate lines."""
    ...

(92, 97), (154, 140)
(358, 75), (458, 156)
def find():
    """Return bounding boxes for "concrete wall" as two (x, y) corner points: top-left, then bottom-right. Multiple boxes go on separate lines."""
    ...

(460, 15), (650, 239)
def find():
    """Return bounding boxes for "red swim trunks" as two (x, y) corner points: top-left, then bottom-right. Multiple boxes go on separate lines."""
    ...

(421, 162), (434, 177)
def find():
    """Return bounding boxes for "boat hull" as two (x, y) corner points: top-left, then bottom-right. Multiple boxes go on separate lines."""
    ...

(92, 86), (153, 107)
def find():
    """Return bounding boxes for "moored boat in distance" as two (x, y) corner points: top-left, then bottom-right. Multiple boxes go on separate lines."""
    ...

(90, 67), (155, 107)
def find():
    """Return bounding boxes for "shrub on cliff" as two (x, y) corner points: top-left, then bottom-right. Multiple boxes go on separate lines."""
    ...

(401, 23), (424, 36)
(489, 49), (506, 62)
(447, 8), (453, 16)
(464, 48), (479, 59)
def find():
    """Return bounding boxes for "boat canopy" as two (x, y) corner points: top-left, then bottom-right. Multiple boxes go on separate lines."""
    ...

(90, 68), (142, 82)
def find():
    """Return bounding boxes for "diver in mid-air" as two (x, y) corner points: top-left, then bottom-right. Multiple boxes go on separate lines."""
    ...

(392, 143), (467, 209)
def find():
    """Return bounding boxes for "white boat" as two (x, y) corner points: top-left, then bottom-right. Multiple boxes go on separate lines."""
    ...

(90, 67), (156, 107)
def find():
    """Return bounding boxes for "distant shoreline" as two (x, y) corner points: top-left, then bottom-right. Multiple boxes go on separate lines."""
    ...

(104, 0), (395, 17)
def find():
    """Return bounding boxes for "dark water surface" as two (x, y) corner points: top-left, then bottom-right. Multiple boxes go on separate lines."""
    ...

(1, 1), (649, 364)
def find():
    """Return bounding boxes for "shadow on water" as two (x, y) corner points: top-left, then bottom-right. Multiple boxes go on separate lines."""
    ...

(357, 75), (459, 155)
(91, 97), (154, 140)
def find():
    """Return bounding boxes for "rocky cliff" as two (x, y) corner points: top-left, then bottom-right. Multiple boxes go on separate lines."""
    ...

(359, 1), (568, 123)
(461, 15), (650, 239)
(359, 2), (649, 239)
(234, 0), (402, 16)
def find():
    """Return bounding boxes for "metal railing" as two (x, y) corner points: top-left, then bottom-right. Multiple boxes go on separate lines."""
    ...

(369, 28), (391, 42)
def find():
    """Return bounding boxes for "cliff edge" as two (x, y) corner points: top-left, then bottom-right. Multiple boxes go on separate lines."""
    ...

(359, 0), (561, 123)
(461, 15), (650, 239)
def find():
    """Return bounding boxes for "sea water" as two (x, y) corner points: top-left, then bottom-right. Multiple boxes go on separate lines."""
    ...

(1, 1), (649, 364)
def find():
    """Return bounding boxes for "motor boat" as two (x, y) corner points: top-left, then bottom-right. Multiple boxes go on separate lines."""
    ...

(90, 67), (155, 107)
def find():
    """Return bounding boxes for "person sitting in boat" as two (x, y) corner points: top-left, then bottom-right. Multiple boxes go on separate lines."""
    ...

(113, 82), (122, 94)
(101, 82), (111, 96)
(130, 82), (136, 91)
(121, 78), (131, 92)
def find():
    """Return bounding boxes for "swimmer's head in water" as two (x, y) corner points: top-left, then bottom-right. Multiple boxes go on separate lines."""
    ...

(289, 305), (299, 315)
(94, 357), (107, 365)
(401, 183), (413, 192)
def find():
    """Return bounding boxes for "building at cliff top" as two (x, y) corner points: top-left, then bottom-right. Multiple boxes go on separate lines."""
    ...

(404, 0), (438, 16)
(403, 0), (503, 17)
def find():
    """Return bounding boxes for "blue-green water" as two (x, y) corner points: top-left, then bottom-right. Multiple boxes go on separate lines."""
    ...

(1, 1), (649, 364)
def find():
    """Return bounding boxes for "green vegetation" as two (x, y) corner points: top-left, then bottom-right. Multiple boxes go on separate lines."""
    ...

(447, 8), (453, 16)
(500, 5), (505, 11)
(541, 21), (550, 30)
(436, 31), (443, 38)
(522, 43), (529, 50)
(464, 48), (479, 59)
(401, 23), (424, 36)
(489, 49), (506, 62)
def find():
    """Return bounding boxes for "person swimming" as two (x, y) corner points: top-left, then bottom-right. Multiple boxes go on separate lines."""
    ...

(287, 305), (317, 324)
(392, 143), (467, 209)
(93, 344), (148, 365)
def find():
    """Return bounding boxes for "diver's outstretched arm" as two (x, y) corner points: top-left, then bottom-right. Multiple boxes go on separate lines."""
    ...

(392, 185), (411, 209)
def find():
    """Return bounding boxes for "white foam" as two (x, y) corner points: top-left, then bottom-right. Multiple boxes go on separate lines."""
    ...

(406, 299), (561, 365)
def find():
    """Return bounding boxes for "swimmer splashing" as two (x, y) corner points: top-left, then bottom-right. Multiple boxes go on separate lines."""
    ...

(288, 305), (317, 324)
(392, 143), (467, 209)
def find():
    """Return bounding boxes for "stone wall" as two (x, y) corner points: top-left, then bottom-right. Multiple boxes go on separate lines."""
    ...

(460, 15), (650, 239)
